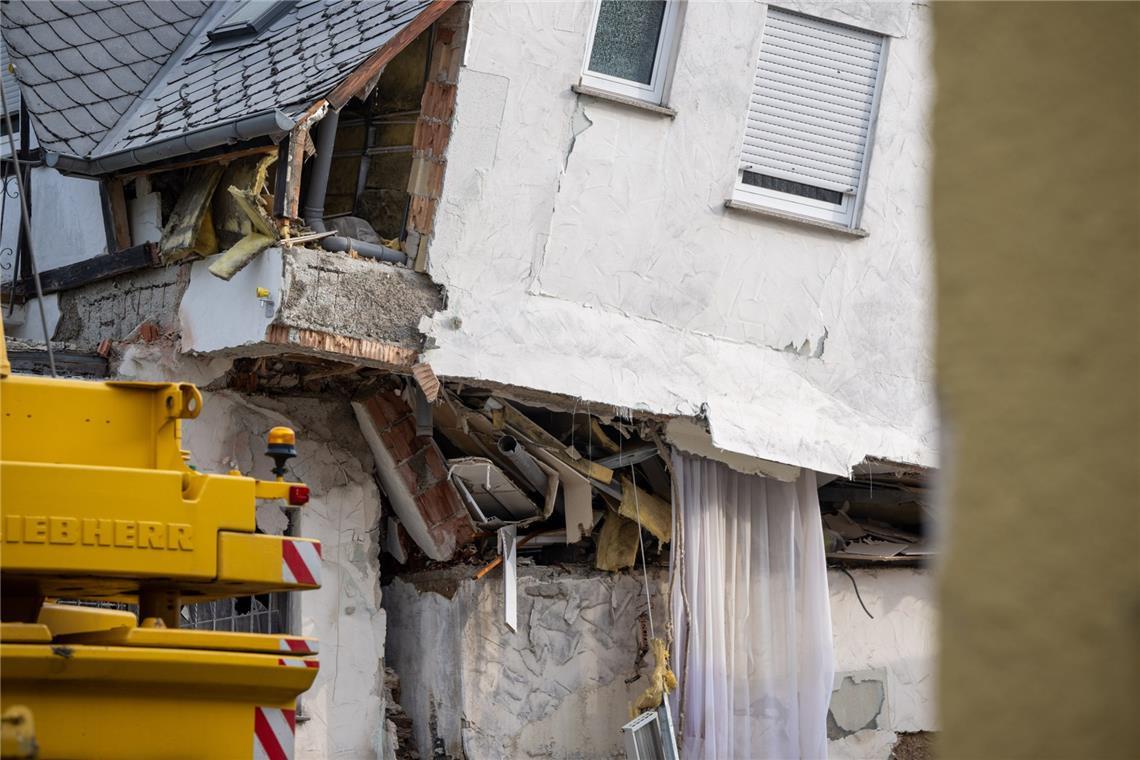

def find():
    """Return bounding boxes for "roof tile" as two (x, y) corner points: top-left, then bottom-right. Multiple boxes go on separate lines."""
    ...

(70, 40), (126, 70)
(1, 25), (44, 56)
(24, 21), (71, 53)
(66, 11), (119, 42)
(123, 29), (168, 60)
(79, 69), (129, 100)
(95, 5), (144, 36)
(6, 0), (434, 163)
(56, 76), (100, 106)
(46, 15), (96, 47)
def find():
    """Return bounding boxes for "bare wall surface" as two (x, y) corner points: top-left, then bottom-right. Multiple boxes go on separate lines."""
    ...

(384, 566), (935, 759)
(384, 567), (670, 759)
(423, 1), (934, 476)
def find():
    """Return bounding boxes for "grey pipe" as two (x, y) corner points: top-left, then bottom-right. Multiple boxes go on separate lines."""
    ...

(48, 110), (295, 176)
(497, 436), (549, 494)
(304, 110), (407, 264)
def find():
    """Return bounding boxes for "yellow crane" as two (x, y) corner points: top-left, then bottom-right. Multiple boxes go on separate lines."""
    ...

(0, 325), (322, 759)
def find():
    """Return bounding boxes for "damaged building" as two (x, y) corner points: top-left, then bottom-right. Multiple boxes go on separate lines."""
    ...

(1, 1), (937, 758)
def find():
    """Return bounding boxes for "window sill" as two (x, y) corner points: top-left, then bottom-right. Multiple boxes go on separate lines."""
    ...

(570, 84), (677, 118)
(723, 199), (869, 238)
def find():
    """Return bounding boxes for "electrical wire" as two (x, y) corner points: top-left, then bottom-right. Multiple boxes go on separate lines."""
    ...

(0, 74), (55, 376)
(837, 565), (874, 619)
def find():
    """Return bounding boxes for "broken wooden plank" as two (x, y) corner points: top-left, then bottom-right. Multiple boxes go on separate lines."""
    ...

(279, 101), (329, 221)
(498, 400), (615, 484)
(160, 163), (224, 262)
(207, 233), (274, 281)
(118, 146), (277, 180)
(325, 0), (457, 109)
(616, 476), (672, 543)
(9, 243), (159, 299)
(105, 177), (132, 251)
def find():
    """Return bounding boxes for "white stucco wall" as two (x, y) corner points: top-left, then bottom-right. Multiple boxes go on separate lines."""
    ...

(829, 567), (937, 758)
(424, 1), (934, 476)
(113, 351), (388, 759)
(383, 565), (935, 759)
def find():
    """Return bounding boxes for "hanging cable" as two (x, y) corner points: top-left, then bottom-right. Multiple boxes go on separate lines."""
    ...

(629, 458), (656, 639)
(0, 75), (55, 376)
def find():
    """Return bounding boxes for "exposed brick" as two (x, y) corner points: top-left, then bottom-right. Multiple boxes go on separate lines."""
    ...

(379, 415), (420, 464)
(419, 480), (466, 526)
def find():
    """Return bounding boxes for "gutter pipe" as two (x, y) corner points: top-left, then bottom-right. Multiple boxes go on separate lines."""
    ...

(303, 109), (406, 264)
(46, 110), (295, 176)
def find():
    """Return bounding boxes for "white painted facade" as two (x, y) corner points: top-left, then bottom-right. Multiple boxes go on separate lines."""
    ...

(424, 0), (934, 476)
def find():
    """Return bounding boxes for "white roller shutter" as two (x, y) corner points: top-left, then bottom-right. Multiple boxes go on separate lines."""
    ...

(741, 8), (884, 194)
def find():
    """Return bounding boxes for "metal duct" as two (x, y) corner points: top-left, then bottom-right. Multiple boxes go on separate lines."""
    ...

(497, 435), (550, 494)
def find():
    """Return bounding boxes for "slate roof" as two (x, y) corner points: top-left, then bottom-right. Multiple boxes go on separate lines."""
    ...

(1, 1), (207, 157)
(1, 0), (434, 167)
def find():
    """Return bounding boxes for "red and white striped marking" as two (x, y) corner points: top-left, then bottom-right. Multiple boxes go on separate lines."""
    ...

(281, 540), (321, 587)
(253, 707), (295, 760)
(277, 657), (319, 669)
(278, 637), (317, 655)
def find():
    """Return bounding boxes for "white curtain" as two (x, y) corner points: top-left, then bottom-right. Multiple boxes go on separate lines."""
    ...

(670, 453), (833, 760)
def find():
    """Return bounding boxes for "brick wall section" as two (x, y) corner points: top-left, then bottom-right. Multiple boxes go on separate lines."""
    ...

(357, 389), (477, 560)
(406, 4), (468, 271)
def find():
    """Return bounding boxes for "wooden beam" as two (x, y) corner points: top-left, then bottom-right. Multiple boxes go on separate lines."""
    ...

(105, 177), (132, 251)
(278, 101), (329, 221)
(116, 145), (278, 180)
(325, 0), (457, 110)
(10, 243), (160, 299)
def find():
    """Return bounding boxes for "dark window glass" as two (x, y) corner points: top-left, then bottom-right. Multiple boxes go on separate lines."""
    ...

(588, 1), (667, 85)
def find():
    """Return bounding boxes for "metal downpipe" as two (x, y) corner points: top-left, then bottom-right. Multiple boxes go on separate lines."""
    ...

(303, 109), (406, 264)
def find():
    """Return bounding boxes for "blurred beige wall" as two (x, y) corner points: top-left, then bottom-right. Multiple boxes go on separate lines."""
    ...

(934, 2), (1139, 757)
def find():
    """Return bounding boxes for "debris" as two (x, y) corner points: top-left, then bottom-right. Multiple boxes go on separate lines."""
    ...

(835, 540), (908, 558)
(206, 233), (274, 281)
(531, 447), (594, 543)
(160, 164), (225, 262)
(450, 458), (540, 521)
(616, 476), (672, 544)
(823, 511), (867, 540)
(495, 435), (548, 494)
(499, 525), (518, 631)
(354, 390), (476, 562)
(497, 400), (598, 472)
(595, 513), (640, 572)
(411, 363), (441, 403)
(630, 638), (677, 718)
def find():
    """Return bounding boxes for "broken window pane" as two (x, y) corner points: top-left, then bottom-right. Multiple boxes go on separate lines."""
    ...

(588, 1), (667, 85)
(743, 171), (845, 206)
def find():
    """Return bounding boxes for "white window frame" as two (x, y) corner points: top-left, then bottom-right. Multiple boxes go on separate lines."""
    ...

(731, 10), (889, 230)
(580, 0), (681, 105)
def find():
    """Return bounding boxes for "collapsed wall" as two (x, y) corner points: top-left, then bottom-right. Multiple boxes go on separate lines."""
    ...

(384, 566), (936, 760)
(384, 566), (670, 759)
